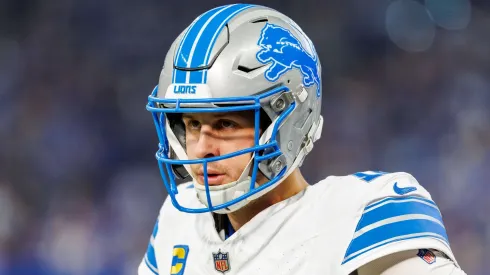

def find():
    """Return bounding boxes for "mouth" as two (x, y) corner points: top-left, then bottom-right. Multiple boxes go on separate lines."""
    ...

(197, 174), (226, 186)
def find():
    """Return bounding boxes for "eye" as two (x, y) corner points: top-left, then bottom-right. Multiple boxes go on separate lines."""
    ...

(218, 119), (237, 129)
(186, 120), (201, 130)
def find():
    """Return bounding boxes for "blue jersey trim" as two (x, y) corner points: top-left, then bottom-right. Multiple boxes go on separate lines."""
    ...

(342, 196), (449, 265)
(151, 218), (159, 238)
(348, 218), (448, 255)
(364, 195), (437, 211)
(356, 198), (442, 231)
(342, 234), (449, 265)
(146, 243), (158, 268)
(145, 256), (159, 275)
(225, 218), (235, 240)
(352, 171), (388, 182)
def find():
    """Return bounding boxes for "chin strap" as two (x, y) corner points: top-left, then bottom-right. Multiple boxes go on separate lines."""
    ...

(193, 152), (258, 214)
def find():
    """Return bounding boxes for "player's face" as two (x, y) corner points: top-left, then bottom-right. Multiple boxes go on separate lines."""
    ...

(183, 111), (257, 186)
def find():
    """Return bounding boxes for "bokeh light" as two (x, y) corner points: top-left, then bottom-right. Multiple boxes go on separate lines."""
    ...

(425, 0), (472, 30)
(386, 0), (436, 52)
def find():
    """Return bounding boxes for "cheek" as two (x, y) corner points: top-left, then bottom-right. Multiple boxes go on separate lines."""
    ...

(220, 151), (254, 179)
(185, 138), (197, 158)
(219, 134), (256, 167)
(221, 132), (255, 154)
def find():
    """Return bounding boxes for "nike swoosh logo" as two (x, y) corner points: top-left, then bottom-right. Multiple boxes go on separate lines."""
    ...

(393, 182), (417, 195)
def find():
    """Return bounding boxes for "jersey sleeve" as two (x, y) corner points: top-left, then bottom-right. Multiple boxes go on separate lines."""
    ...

(341, 171), (460, 274)
(357, 249), (467, 275)
(138, 217), (160, 275)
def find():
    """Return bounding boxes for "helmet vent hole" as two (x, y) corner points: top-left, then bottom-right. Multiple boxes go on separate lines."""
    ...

(251, 18), (268, 24)
(237, 64), (265, 73)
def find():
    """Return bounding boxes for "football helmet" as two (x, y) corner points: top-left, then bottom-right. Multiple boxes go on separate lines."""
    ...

(147, 4), (323, 213)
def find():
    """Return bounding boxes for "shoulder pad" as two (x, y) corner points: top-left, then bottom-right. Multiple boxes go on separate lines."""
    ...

(348, 171), (433, 200)
(340, 171), (457, 273)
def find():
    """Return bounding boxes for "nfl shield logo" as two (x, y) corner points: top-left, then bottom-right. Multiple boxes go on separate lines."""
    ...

(212, 250), (230, 273)
(417, 249), (436, 264)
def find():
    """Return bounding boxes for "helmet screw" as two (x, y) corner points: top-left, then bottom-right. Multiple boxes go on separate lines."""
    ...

(287, 141), (293, 150)
(275, 99), (285, 110)
(274, 161), (282, 172)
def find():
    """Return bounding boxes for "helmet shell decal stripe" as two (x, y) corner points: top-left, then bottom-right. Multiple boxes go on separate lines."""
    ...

(173, 4), (255, 84)
(199, 4), (255, 83)
(172, 5), (225, 84)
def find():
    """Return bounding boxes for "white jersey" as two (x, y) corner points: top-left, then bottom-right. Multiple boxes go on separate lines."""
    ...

(138, 171), (459, 275)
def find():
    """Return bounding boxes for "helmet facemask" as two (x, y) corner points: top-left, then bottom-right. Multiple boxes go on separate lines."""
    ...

(147, 85), (296, 213)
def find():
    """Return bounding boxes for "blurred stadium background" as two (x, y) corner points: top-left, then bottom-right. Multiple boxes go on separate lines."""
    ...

(0, 0), (489, 274)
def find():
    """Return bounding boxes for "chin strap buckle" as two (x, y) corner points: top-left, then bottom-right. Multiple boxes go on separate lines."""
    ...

(295, 85), (308, 103)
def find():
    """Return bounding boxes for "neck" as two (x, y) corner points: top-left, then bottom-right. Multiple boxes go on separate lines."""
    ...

(227, 168), (308, 231)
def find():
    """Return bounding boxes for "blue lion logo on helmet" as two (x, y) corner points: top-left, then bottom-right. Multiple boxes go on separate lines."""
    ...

(256, 23), (320, 97)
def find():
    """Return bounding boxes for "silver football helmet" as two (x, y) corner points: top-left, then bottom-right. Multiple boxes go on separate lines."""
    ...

(147, 4), (323, 214)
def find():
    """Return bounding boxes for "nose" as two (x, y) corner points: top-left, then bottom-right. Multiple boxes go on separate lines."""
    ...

(194, 125), (220, 159)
